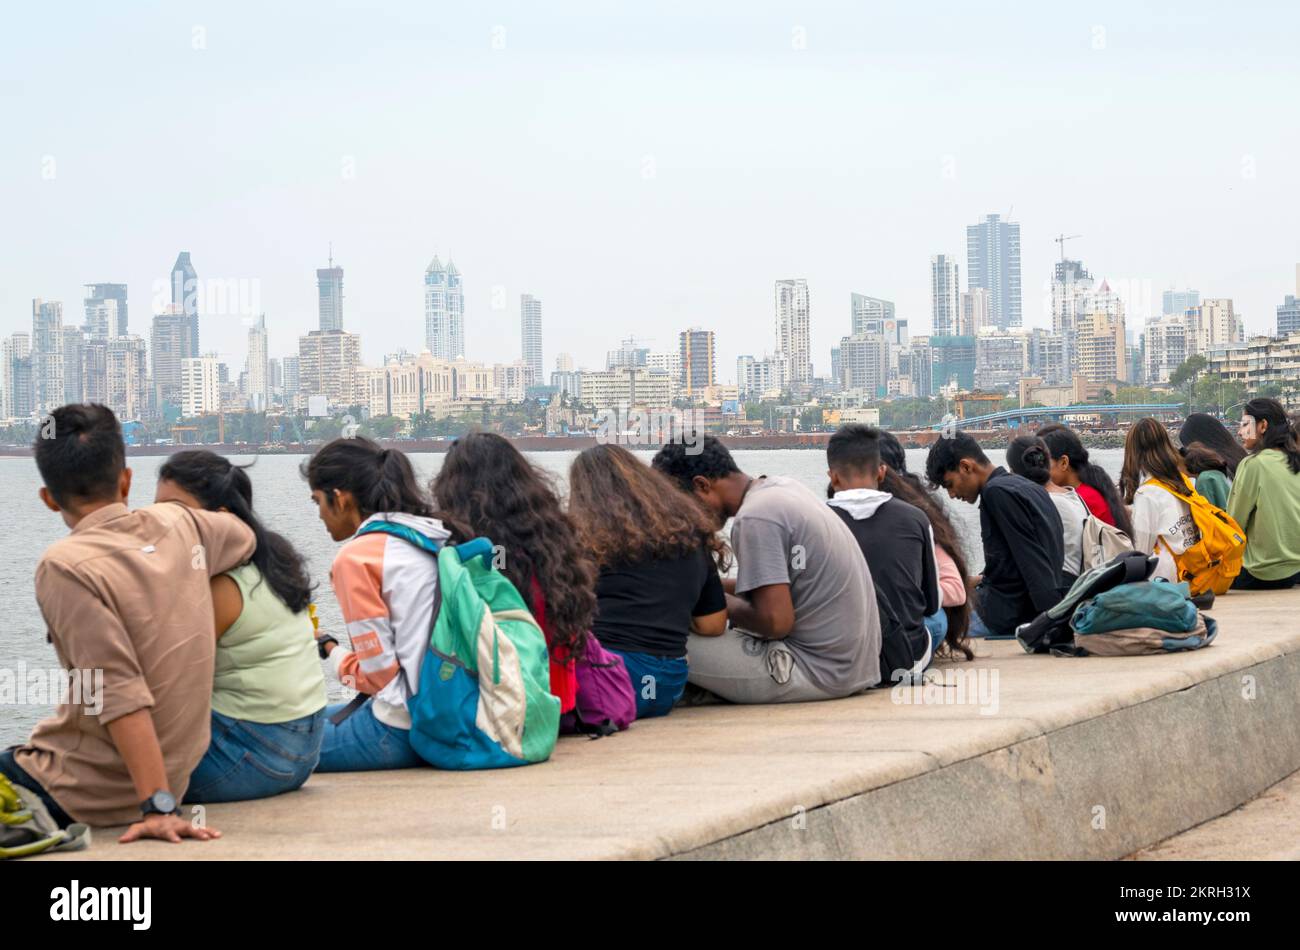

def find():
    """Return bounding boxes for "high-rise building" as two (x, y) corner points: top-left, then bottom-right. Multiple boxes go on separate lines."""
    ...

(555, 352), (574, 373)
(1149, 314), (1190, 384)
(81, 339), (109, 406)
(606, 338), (649, 370)
(298, 329), (362, 408)
(904, 338), (935, 398)
(282, 356), (300, 406)
(774, 279), (811, 385)
(1076, 309), (1128, 384)
(520, 294), (543, 384)
(959, 288), (992, 337)
(84, 283), (128, 339)
(1051, 260), (1094, 335)
(974, 329), (1029, 392)
(317, 252), (344, 332)
(1028, 328), (1068, 386)
(31, 299), (64, 414)
(647, 350), (681, 380)
(850, 294), (895, 335)
(930, 255), (960, 337)
(181, 355), (222, 417)
(62, 326), (85, 405)
(424, 256), (464, 359)
(1162, 289), (1200, 317)
(151, 306), (197, 411)
(966, 214), (1022, 329)
(2, 333), (33, 421)
(838, 333), (889, 396)
(929, 335), (976, 393)
(170, 252), (200, 357)
(578, 367), (675, 409)
(245, 314), (269, 410)
(679, 328), (716, 396)
(1185, 299), (1241, 355)
(1276, 269), (1300, 335)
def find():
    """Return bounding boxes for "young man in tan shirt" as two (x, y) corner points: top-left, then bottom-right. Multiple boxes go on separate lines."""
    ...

(0, 404), (255, 844)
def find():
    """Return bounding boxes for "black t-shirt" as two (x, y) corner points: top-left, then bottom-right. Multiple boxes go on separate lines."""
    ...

(591, 544), (726, 658)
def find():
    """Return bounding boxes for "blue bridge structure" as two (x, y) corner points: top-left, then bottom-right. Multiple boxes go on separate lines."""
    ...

(929, 403), (1183, 430)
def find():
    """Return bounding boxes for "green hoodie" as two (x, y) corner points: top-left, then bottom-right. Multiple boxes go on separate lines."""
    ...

(1226, 448), (1300, 580)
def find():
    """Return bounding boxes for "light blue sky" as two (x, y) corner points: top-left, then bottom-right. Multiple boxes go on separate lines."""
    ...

(2, 1), (1297, 382)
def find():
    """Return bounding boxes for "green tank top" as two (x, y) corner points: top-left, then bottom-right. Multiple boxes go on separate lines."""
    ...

(212, 563), (328, 723)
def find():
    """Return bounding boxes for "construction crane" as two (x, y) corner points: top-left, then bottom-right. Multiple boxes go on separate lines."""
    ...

(1054, 233), (1082, 264)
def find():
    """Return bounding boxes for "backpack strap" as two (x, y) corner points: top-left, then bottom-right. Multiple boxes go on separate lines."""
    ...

(328, 520), (452, 727)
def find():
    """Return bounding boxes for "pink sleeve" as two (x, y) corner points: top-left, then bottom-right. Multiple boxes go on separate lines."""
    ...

(934, 544), (967, 607)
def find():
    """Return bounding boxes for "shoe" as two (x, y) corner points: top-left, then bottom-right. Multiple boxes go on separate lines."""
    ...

(1191, 590), (1215, 611)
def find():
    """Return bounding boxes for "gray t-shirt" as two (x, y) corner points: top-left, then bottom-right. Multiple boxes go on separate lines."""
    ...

(731, 475), (881, 693)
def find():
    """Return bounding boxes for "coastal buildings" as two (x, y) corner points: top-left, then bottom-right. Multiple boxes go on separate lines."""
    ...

(180, 354), (222, 417)
(424, 256), (464, 359)
(774, 279), (811, 387)
(930, 255), (961, 337)
(966, 213), (1022, 329)
(31, 299), (64, 415)
(84, 283), (128, 339)
(297, 328), (361, 410)
(317, 254), (344, 332)
(679, 327), (716, 396)
(520, 294), (543, 385)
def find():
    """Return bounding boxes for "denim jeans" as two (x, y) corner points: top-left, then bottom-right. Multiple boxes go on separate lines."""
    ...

(967, 608), (1016, 640)
(185, 708), (325, 804)
(314, 699), (424, 772)
(923, 610), (948, 659)
(609, 649), (689, 719)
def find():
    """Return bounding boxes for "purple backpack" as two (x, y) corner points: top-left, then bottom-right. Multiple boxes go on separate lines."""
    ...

(559, 635), (637, 737)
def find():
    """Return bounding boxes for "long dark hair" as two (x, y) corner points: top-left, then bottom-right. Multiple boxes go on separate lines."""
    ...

(301, 437), (434, 519)
(161, 450), (314, 614)
(433, 432), (595, 656)
(877, 431), (973, 661)
(1181, 443), (1229, 478)
(1243, 398), (1300, 474)
(568, 444), (730, 572)
(1037, 423), (1135, 537)
(1120, 418), (1188, 503)
(1178, 412), (1246, 478)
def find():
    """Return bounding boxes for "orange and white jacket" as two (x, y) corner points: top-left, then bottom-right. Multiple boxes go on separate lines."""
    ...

(328, 512), (451, 730)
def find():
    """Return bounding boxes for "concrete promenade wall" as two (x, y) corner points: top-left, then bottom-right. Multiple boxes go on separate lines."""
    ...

(44, 591), (1300, 861)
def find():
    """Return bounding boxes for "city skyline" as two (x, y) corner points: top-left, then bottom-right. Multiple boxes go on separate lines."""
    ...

(4, 3), (1297, 381)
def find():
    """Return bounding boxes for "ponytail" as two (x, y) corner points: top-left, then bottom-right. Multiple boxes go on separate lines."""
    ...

(302, 438), (433, 519)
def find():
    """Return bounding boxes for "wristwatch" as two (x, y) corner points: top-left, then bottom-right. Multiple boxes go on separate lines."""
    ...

(316, 634), (339, 660)
(140, 789), (179, 817)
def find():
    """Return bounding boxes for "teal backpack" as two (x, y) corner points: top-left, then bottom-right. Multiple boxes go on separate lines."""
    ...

(355, 521), (559, 770)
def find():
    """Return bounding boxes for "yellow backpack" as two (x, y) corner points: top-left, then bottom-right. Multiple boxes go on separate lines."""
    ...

(1145, 476), (1246, 596)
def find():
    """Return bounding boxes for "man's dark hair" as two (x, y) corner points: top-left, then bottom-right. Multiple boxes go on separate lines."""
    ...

(924, 431), (988, 488)
(827, 423), (882, 474)
(33, 403), (125, 506)
(652, 436), (739, 493)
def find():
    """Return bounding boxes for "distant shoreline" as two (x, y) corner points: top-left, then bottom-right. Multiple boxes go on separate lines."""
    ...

(0, 428), (1131, 458)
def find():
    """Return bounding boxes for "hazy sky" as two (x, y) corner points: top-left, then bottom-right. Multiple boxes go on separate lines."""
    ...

(3, 1), (1298, 383)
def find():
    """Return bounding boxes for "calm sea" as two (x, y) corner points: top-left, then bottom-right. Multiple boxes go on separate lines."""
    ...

(0, 447), (1125, 745)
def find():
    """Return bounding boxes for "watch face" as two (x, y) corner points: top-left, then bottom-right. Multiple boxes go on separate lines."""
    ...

(153, 790), (177, 813)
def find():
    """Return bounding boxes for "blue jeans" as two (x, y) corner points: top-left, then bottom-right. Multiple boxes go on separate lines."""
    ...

(185, 708), (325, 804)
(315, 699), (424, 772)
(923, 610), (948, 660)
(967, 608), (1016, 639)
(609, 650), (688, 719)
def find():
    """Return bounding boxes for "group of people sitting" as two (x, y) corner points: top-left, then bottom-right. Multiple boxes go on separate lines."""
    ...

(4, 396), (1298, 848)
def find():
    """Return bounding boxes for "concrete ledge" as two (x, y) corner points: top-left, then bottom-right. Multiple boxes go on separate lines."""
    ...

(43, 591), (1300, 860)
